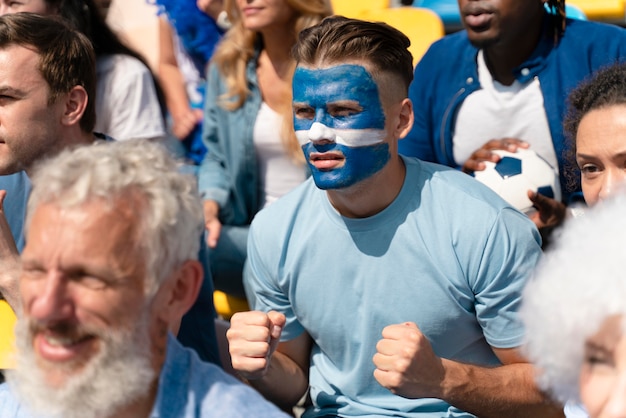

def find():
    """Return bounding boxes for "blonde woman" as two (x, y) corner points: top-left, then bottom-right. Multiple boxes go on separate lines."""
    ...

(198, 0), (332, 298)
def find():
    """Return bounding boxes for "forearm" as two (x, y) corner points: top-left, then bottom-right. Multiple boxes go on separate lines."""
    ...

(0, 256), (21, 314)
(159, 63), (191, 117)
(440, 360), (563, 418)
(247, 350), (309, 411)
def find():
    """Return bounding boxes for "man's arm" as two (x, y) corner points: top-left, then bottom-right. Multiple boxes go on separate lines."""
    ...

(227, 310), (312, 411)
(373, 322), (564, 418)
(0, 190), (20, 312)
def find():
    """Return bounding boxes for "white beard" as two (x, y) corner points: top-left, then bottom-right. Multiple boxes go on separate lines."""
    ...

(6, 313), (157, 418)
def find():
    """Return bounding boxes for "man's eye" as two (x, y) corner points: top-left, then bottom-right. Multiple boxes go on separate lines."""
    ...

(294, 107), (315, 119)
(332, 107), (357, 117)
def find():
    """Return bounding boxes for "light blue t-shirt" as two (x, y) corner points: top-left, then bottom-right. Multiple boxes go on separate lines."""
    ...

(246, 156), (542, 417)
(0, 334), (289, 418)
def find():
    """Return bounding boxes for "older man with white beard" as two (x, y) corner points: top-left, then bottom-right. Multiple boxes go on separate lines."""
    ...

(0, 140), (288, 418)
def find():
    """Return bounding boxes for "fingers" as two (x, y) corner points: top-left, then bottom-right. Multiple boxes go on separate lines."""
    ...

(462, 138), (528, 174)
(227, 310), (286, 380)
(202, 200), (221, 247)
(172, 111), (199, 140)
(205, 219), (222, 248)
(527, 190), (566, 229)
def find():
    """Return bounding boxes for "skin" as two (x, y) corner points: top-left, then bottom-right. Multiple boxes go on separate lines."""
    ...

(0, 43), (91, 311)
(20, 200), (159, 416)
(228, 62), (561, 417)
(0, 0), (54, 15)
(458, 0), (566, 231)
(458, 0), (546, 84)
(0, 45), (71, 175)
(293, 64), (390, 190)
(236, 0), (295, 33)
(19, 198), (203, 417)
(580, 315), (626, 418)
(228, 62), (413, 408)
(197, 0), (224, 21)
(203, 0), (297, 248)
(158, 17), (203, 141)
(575, 105), (626, 206)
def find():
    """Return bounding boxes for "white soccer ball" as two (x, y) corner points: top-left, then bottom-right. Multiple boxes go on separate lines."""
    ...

(472, 148), (561, 214)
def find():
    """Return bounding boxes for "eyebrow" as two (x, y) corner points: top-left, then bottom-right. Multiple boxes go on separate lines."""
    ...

(0, 86), (26, 98)
(576, 151), (626, 160)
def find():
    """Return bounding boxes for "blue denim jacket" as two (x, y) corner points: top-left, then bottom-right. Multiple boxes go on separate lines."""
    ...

(197, 56), (262, 226)
(400, 15), (626, 203)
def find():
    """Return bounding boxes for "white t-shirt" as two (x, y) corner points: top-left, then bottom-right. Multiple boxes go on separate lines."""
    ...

(95, 54), (166, 141)
(453, 50), (558, 172)
(253, 102), (306, 208)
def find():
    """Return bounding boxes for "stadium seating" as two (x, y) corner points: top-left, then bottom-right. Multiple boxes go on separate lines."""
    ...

(0, 300), (16, 370)
(360, 6), (445, 65)
(329, 0), (389, 18)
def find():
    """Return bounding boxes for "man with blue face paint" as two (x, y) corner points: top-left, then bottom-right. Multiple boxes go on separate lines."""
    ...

(293, 64), (391, 190)
(227, 17), (562, 418)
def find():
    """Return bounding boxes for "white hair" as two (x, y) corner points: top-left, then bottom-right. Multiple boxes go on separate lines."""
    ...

(25, 139), (204, 294)
(521, 192), (626, 403)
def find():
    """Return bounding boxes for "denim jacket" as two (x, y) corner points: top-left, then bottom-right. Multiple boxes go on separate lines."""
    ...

(198, 55), (262, 226)
(400, 15), (626, 203)
(0, 335), (288, 418)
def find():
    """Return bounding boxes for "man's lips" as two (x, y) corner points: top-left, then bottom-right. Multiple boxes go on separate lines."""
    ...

(309, 152), (344, 170)
(462, 4), (495, 29)
(34, 330), (96, 363)
(464, 12), (493, 28)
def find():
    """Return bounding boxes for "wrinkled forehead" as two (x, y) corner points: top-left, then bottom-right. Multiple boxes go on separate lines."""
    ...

(292, 64), (382, 107)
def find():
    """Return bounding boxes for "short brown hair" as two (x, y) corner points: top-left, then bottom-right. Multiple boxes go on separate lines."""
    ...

(0, 13), (96, 133)
(292, 16), (414, 94)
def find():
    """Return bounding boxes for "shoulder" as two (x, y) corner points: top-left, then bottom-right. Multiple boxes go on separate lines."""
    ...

(415, 31), (476, 82)
(250, 180), (317, 230)
(561, 18), (626, 46)
(407, 157), (510, 208)
(159, 338), (288, 416)
(0, 383), (30, 417)
(419, 30), (474, 63)
(404, 157), (536, 235)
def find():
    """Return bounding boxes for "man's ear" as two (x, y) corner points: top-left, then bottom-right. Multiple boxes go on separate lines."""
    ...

(155, 260), (204, 335)
(61, 85), (88, 127)
(396, 98), (414, 140)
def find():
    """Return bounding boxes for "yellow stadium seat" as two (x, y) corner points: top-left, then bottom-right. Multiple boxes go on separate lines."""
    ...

(360, 7), (444, 66)
(0, 300), (16, 370)
(330, 0), (390, 18)
(566, 0), (625, 20)
(213, 290), (249, 320)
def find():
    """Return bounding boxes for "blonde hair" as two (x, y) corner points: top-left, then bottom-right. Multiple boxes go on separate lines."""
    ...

(212, 0), (332, 161)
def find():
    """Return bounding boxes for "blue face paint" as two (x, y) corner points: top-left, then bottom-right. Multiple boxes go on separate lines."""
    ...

(301, 142), (390, 190)
(293, 64), (391, 189)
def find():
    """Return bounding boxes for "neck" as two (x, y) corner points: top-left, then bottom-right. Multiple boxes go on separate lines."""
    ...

(107, 379), (159, 418)
(24, 129), (95, 177)
(482, 15), (545, 86)
(259, 28), (296, 76)
(327, 156), (406, 219)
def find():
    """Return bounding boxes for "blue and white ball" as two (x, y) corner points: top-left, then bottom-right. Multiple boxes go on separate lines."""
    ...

(472, 148), (561, 214)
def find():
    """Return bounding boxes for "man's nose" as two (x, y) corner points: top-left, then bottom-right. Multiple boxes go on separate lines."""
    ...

(27, 272), (74, 323)
(308, 122), (336, 144)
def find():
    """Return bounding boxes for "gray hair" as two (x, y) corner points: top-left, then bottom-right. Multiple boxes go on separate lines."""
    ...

(521, 192), (626, 403)
(26, 140), (204, 294)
